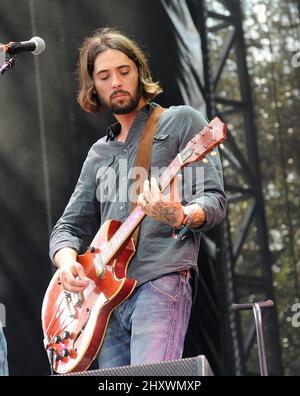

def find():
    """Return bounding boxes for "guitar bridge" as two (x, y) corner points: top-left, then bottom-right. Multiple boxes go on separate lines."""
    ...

(71, 292), (83, 308)
(64, 292), (77, 318)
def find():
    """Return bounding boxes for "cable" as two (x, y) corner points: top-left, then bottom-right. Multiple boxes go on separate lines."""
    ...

(29, 0), (53, 238)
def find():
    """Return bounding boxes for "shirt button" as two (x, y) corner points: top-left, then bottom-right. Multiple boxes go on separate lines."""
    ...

(120, 205), (124, 210)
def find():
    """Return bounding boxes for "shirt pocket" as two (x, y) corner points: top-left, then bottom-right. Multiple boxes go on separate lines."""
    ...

(153, 132), (172, 143)
(152, 131), (176, 168)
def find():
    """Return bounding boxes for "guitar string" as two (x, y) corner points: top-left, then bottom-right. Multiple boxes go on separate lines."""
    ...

(44, 295), (66, 338)
(46, 282), (96, 345)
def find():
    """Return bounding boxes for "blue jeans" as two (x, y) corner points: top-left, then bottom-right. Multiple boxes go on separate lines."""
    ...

(98, 272), (193, 368)
(0, 326), (8, 376)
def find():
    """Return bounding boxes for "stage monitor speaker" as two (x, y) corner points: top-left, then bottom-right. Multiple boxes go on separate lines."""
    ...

(60, 355), (213, 376)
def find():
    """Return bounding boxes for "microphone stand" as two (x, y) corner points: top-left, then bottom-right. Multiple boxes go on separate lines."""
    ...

(0, 55), (17, 77)
(231, 299), (274, 376)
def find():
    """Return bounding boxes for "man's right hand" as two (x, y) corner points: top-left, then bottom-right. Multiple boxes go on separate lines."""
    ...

(59, 261), (90, 293)
(54, 248), (90, 293)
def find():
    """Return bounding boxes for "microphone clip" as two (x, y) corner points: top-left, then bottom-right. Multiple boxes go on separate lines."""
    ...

(0, 55), (17, 77)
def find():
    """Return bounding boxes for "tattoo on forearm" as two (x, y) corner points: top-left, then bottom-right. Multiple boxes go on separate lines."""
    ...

(149, 202), (183, 227)
(144, 201), (205, 228)
(157, 206), (178, 226)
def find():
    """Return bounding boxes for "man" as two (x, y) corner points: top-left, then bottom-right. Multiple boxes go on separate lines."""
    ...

(0, 325), (8, 376)
(49, 28), (227, 369)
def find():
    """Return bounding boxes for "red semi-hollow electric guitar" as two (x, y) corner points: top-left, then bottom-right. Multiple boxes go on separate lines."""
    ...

(41, 117), (226, 374)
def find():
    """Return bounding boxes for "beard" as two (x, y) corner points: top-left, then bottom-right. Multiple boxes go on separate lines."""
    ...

(99, 83), (142, 115)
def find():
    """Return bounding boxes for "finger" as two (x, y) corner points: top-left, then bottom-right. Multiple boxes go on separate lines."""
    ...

(171, 174), (182, 203)
(137, 192), (144, 207)
(75, 263), (90, 282)
(143, 179), (150, 194)
(64, 284), (87, 293)
(61, 274), (88, 292)
(150, 177), (161, 201)
(142, 179), (150, 202)
(68, 276), (89, 289)
(137, 193), (148, 211)
(164, 174), (182, 202)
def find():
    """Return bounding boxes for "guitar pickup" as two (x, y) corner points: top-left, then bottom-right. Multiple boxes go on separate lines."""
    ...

(93, 254), (106, 279)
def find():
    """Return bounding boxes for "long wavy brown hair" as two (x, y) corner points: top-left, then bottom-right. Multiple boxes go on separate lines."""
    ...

(77, 28), (163, 113)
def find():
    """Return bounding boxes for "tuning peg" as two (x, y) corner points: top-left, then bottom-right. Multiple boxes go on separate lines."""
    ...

(210, 151), (217, 157)
(220, 144), (225, 150)
(202, 158), (209, 164)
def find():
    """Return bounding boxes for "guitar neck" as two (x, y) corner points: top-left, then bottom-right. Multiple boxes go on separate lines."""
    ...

(100, 155), (183, 264)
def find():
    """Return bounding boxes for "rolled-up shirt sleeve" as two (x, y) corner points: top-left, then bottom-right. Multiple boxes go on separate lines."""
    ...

(189, 151), (227, 232)
(49, 148), (100, 263)
(177, 107), (227, 232)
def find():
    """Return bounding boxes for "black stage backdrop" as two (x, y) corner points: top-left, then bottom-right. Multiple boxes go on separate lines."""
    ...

(0, 0), (219, 375)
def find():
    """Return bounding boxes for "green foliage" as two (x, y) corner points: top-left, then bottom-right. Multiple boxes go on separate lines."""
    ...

(243, 0), (300, 375)
(207, 0), (300, 375)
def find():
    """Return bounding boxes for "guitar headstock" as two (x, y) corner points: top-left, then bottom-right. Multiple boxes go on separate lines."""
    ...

(179, 117), (226, 165)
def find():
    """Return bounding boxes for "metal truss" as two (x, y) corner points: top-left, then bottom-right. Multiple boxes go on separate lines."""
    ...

(189, 0), (283, 375)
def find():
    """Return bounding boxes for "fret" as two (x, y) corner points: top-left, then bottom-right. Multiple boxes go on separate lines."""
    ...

(110, 237), (116, 252)
(102, 243), (113, 265)
(160, 156), (182, 191)
(110, 234), (120, 255)
(124, 216), (133, 230)
(101, 252), (107, 265)
(108, 243), (113, 260)
(118, 226), (126, 241)
(100, 207), (145, 265)
(114, 233), (121, 246)
(100, 251), (107, 264)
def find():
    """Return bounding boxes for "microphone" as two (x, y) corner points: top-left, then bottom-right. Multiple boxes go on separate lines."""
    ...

(2, 36), (46, 56)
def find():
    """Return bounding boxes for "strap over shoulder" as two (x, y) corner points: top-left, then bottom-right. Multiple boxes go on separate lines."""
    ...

(131, 106), (166, 244)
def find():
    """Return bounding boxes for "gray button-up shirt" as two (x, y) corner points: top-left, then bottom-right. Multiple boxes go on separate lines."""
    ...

(49, 103), (227, 289)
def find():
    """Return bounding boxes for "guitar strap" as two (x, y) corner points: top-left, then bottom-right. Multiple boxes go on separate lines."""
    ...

(130, 105), (166, 246)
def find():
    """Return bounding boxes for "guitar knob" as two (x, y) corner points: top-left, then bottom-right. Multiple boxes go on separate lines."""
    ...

(54, 353), (62, 361)
(61, 349), (70, 357)
(62, 331), (71, 339)
(53, 336), (62, 343)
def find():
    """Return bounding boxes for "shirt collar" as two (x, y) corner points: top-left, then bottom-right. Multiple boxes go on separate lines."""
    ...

(105, 102), (155, 142)
(106, 122), (121, 142)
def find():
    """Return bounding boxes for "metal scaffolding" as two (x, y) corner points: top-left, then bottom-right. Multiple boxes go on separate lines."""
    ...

(190, 0), (283, 375)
